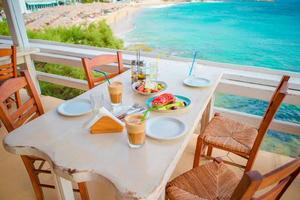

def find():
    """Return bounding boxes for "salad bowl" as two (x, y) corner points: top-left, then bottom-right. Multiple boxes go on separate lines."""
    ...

(132, 81), (167, 96)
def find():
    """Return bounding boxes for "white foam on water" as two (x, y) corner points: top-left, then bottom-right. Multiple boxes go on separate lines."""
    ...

(148, 4), (176, 9)
(202, 0), (225, 3)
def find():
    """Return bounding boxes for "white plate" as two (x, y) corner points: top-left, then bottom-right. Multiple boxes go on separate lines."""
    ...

(57, 99), (92, 116)
(146, 117), (187, 140)
(183, 76), (211, 87)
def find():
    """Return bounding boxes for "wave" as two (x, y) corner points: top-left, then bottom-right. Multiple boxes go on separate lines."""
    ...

(200, 0), (225, 3)
(148, 4), (176, 9)
(148, 1), (226, 9)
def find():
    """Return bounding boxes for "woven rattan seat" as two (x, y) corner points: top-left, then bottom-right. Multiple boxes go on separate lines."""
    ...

(203, 115), (258, 154)
(167, 160), (239, 200)
(193, 76), (290, 171)
(167, 157), (300, 200)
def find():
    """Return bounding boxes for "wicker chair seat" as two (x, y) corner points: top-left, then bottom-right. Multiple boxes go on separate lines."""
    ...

(203, 115), (258, 154)
(166, 161), (239, 200)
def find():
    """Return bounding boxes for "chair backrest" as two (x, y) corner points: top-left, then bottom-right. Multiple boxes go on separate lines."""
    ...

(0, 46), (17, 81)
(248, 75), (290, 167)
(81, 51), (124, 89)
(0, 70), (44, 133)
(231, 156), (300, 200)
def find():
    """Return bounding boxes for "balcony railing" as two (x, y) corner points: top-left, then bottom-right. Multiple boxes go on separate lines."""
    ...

(1, 36), (300, 137)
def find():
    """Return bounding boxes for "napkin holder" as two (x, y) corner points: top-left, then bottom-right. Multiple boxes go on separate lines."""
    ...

(87, 107), (125, 134)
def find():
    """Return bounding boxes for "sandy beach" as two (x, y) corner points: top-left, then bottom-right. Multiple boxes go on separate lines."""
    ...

(23, 3), (126, 30)
(23, 0), (185, 34)
(21, 0), (192, 50)
(110, 1), (189, 37)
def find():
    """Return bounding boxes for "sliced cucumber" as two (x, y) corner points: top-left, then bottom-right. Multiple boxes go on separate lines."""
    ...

(152, 101), (186, 110)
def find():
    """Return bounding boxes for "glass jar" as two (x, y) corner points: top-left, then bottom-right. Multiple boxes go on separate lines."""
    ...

(131, 60), (138, 83)
(137, 61), (146, 81)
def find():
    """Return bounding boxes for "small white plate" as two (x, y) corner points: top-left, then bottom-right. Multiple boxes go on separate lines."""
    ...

(183, 76), (211, 87)
(146, 117), (187, 140)
(57, 99), (92, 116)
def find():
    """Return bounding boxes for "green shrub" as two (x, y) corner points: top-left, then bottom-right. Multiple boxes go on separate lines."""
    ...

(39, 81), (85, 100)
(1, 20), (123, 49)
(82, 0), (107, 3)
(0, 20), (10, 36)
(35, 63), (87, 80)
(27, 21), (123, 49)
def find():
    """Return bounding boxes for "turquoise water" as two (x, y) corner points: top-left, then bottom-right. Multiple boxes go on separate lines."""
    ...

(125, 0), (300, 156)
(126, 0), (300, 72)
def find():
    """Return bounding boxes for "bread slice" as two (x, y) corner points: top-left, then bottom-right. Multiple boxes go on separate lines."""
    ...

(90, 116), (124, 134)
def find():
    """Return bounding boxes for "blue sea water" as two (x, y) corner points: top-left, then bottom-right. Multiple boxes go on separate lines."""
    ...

(125, 0), (300, 156)
(126, 0), (300, 72)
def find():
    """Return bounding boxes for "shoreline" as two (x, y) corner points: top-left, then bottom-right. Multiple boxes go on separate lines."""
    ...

(22, 0), (221, 46)
(108, 1), (184, 47)
(23, 1), (183, 31)
(108, 0), (221, 47)
(107, 5), (143, 39)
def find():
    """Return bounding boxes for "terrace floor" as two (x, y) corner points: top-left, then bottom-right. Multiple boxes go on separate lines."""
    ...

(0, 95), (299, 200)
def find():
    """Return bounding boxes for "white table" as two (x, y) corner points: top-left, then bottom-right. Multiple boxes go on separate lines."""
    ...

(3, 58), (222, 200)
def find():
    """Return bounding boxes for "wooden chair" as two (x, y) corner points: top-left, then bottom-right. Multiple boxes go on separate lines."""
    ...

(0, 70), (89, 200)
(82, 51), (125, 89)
(0, 46), (21, 108)
(193, 75), (290, 172)
(166, 157), (300, 200)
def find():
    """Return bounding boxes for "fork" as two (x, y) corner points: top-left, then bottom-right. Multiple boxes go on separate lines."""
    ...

(116, 103), (141, 119)
(118, 107), (147, 120)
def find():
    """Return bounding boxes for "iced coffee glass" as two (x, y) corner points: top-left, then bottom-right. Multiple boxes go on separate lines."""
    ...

(108, 81), (123, 106)
(124, 114), (146, 148)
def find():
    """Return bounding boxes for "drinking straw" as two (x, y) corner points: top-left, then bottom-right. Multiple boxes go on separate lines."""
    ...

(141, 107), (155, 122)
(188, 51), (198, 76)
(156, 53), (161, 61)
(138, 50), (140, 64)
(98, 71), (111, 85)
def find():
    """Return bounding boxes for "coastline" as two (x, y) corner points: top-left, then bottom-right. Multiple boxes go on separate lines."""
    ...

(108, 0), (221, 47)
(108, 1), (184, 46)
(108, 0), (237, 43)
(23, 1), (181, 32)
(107, 5), (143, 39)
(22, 0), (225, 32)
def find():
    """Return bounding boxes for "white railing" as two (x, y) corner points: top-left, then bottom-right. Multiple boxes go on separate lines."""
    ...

(1, 37), (300, 136)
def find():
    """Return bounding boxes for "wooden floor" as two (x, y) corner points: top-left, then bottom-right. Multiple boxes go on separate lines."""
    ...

(0, 96), (299, 200)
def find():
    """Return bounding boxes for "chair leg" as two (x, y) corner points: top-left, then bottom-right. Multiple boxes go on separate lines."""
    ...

(207, 145), (213, 157)
(15, 91), (22, 108)
(78, 182), (90, 200)
(193, 135), (204, 168)
(21, 156), (44, 200)
(245, 154), (256, 172)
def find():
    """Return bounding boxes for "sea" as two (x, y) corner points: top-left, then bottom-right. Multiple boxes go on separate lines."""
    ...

(124, 0), (300, 157)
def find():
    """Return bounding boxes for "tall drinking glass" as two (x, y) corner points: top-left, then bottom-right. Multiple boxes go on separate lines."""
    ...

(90, 92), (104, 115)
(124, 114), (146, 148)
(149, 61), (159, 82)
(108, 81), (123, 106)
